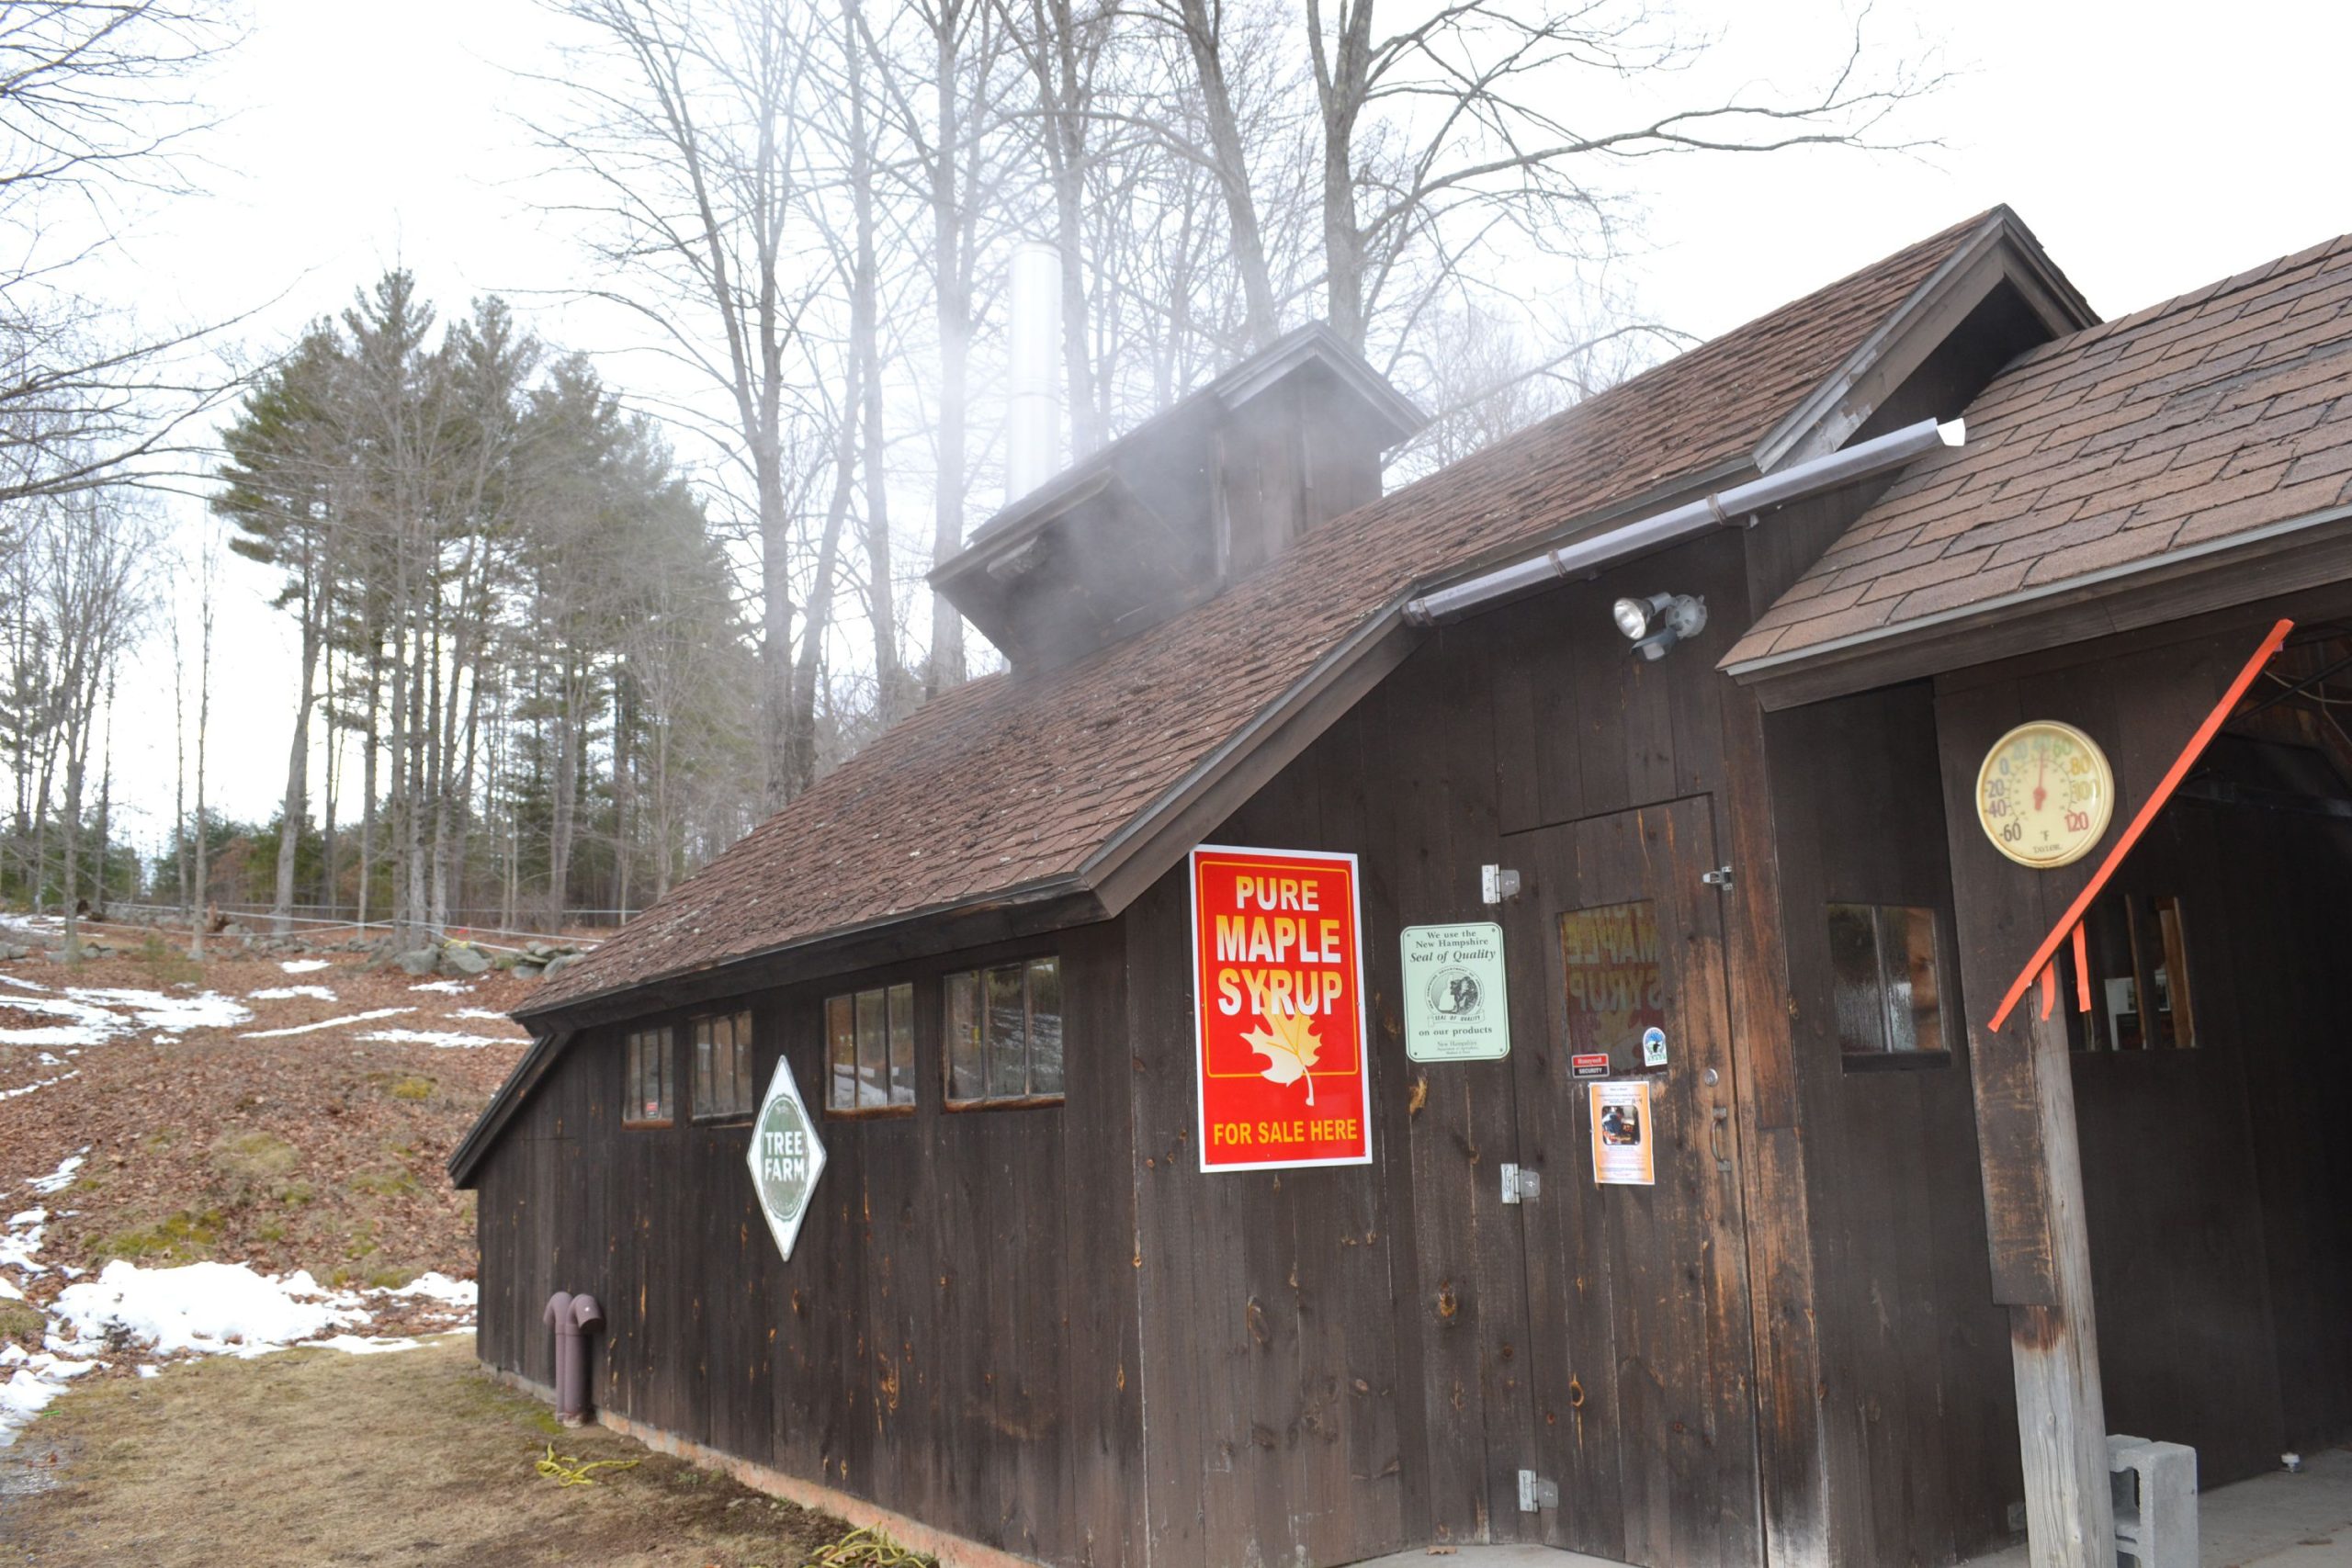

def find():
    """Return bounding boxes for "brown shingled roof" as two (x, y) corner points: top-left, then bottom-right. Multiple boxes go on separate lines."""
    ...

(526, 210), (1999, 1020)
(1725, 231), (2352, 675)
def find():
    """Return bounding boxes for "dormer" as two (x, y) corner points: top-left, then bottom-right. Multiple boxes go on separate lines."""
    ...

(933, 324), (1423, 671)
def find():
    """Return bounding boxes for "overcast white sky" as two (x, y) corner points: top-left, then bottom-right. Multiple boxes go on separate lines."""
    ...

(80, 0), (2352, 850)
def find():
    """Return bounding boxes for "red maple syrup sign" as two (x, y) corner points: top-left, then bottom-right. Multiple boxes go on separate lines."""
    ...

(1191, 844), (1372, 1172)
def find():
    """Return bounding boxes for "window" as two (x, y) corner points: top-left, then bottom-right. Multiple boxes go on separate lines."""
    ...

(944, 956), (1063, 1106)
(827, 983), (915, 1114)
(624, 1024), (673, 1124)
(1826, 903), (1950, 1063)
(2063, 893), (2195, 1052)
(692, 1009), (755, 1121)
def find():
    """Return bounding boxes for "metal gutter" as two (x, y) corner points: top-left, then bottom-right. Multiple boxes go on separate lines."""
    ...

(1402, 416), (1966, 626)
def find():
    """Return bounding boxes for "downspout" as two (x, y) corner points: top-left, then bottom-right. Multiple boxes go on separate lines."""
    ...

(1403, 417), (1965, 626)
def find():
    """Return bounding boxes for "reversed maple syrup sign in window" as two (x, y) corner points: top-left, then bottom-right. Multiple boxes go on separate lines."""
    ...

(944, 956), (1064, 1107)
(2063, 892), (2196, 1052)
(1557, 900), (1665, 1067)
(623, 1024), (673, 1126)
(1826, 904), (1950, 1060)
(826, 983), (915, 1115)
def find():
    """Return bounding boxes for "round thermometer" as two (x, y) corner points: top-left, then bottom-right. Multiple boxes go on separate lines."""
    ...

(1975, 720), (2115, 868)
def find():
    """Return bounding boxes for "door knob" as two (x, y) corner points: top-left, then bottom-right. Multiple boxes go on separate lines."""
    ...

(1710, 1106), (1733, 1174)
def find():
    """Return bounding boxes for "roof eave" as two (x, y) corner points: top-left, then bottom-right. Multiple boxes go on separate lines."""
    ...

(1724, 501), (2352, 710)
(1755, 207), (2099, 474)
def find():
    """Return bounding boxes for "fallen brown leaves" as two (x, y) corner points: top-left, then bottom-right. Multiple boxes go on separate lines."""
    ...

(0, 926), (534, 1301)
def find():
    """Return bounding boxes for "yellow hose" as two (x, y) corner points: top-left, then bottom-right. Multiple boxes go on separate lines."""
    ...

(533, 1441), (642, 1487)
(801, 1524), (934, 1567)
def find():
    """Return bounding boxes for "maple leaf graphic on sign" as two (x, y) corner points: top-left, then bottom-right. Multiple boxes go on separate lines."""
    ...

(1242, 1005), (1324, 1105)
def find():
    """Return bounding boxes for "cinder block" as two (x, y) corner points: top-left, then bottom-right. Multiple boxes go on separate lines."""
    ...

(2108, 1435), (2198, 1568)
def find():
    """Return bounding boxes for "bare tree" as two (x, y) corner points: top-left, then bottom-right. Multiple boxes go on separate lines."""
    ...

(0, 2), (243, 502)
(535, 0), (842, 805)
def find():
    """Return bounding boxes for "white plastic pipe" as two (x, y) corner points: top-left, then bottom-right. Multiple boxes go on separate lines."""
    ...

(1402, 416), (1964, 625)
(1006, 242), (1063, 503)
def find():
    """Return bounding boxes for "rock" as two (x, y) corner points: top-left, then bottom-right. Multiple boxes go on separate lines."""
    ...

(225, 922), (250, 937)
(512, 961), (545, 980)
(539, 953), (582, 979)
(397, 948), (440, 976)
(0, 942), (28, 961)
(442, 944), (492, 976)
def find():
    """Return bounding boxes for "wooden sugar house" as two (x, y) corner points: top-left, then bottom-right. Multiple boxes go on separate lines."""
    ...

(454, 207), (2352, 1568)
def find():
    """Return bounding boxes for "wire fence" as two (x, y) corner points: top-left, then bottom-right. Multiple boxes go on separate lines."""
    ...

(100, 901), (610, 953)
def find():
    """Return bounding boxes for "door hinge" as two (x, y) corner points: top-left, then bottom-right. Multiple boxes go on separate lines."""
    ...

(1517, 1468), (1560, 1512)
(1481, 864), (1523, 905)
(1701, 864), (1734, 889)
(1500, 1163), (1541, 1204)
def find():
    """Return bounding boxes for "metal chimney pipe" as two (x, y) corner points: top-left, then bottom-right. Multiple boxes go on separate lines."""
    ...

(1006, 241), (1062, 504)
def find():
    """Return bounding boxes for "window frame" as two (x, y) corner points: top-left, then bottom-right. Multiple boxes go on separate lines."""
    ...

(2062, 891), (2196, 1054)
(824, 981), (918, 1119)
(943, 953), (1066, 1112)
(690, 1007), (757, 1123)
(622, 1022), (676, 1127)
(1826, 900), (1955, 1072)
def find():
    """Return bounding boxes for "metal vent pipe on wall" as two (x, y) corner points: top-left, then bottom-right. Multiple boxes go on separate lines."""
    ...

(1006, 242), (1063, 505)
(545, 1290), (604, 1427)
(1403, 416), (1965, 626)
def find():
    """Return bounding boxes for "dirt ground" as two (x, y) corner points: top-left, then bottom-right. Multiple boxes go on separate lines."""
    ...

(0, 923), (533, 1298)
(0, 1334), (854, 1567)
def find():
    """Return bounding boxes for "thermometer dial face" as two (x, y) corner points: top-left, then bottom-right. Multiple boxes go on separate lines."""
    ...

(1975, 720), (2115, 869)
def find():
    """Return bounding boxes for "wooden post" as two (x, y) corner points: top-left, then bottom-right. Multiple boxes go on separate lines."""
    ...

(2002, 997), (2116, 1568)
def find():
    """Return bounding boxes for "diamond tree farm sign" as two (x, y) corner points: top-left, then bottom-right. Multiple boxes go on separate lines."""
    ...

(746, 1055), (826, 1261)
(1191, 844), (1372, 1173)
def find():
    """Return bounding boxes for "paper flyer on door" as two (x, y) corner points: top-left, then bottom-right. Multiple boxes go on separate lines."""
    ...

(1589, 1079), (1655, 1186)
(1191, 844), (1372, 1172)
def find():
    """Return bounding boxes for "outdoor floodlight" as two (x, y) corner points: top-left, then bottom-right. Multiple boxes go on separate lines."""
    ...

(1611, 592), (1707, 661)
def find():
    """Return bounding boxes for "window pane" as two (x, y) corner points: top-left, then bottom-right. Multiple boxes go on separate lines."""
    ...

(987, 964), (1027, 1097)
(856, 988), (888, 1109)
(658, 1029), (672, 1117)
(2154, 897), (2194, 1048)
(732, 1012), (754, 1111)
(888, 983), (916, 1106)
(1878, 906), (1942, 1054)
(1826, 903), (1887, 1055)
(828, 994), (856, 1110)
(692, 1017), (714, 1113)
(1556, 901), (1664, 1063)
(1027, 957), (1063, 1097)
(946, 971), (984, 1101)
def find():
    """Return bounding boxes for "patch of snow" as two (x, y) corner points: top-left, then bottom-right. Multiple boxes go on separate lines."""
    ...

(0, 1072), (76, 1100)
(409, 980), (471, 994)
(311, 1333), (424, 1355)
(239, 1007), (412, 1040)
(49, 1260), (369, 1360)
(248, 985), (336, 1001)
(136, 1362), (158, 1378)
(452, 1008), (509, 1021)
(0, 1276), (18, 1301)
(0, 987), (249, 1046)
(376, 1272), (477, 1309)
(358, 1029), (508, 1049)
(278, 959), (332, 974)
(28, 1151), (85, 1195)
(72, 987), (250, 1038)
(0, 975), (50, 992)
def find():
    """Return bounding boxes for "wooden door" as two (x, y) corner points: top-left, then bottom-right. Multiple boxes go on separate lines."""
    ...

(1501, 796), (1762, 1566)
